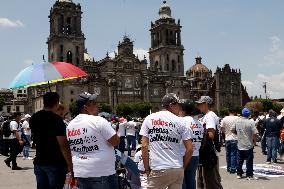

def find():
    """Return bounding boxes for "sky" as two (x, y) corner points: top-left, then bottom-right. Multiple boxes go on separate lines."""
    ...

(1, 0), (284, 99)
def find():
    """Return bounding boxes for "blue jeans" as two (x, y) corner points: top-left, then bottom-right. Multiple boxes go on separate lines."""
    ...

(261, 134), (267, 154)
(225, 140), (238, 173)
(237, 148), (254, 177)
(266, 136), (279, 162)
(23, 135), (31, 158)
(77, 174), (118, 189)
(126, 135), (136, 156)
(183, 156), (199, 189)
(34, 165), (67, 189)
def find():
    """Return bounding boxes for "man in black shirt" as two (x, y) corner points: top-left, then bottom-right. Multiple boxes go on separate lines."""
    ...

(30, 92), (73, 189)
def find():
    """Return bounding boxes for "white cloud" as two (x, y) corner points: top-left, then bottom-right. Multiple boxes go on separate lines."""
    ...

(109, 48), (149, 62)
(24, 59), (34, 65)
(0, 18), (24, 27)
(242, 71), (284, 99)
(263, 36), (284, 66)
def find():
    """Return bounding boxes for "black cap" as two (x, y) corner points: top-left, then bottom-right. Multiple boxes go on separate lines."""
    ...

(161, 93), (181, 107)
(76, 92), (98, 110)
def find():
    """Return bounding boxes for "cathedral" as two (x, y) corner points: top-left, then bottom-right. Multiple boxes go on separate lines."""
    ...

(27, 0), (250, 114)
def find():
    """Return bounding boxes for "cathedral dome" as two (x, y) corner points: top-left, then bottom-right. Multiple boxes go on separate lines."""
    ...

(186, 56), (210, 79)
(159, 1), (172, 19)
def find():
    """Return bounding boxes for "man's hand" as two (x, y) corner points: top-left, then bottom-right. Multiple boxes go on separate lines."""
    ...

(141, 136), (150, 176)
(19, 140), (24, 145)
(183, 139), (193, 169)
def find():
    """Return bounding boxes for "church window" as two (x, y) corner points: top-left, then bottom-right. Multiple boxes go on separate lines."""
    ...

(76, 57), (79, 65)
(166, 64), (169, 71)
(178, 55), (180, 63)
(60, 56), (64, 62)
(178, 65), (181, 72)
(167, 54), (169, 61)
(71, 98), (74, 103)
(76, 46), (79, 54)
(60, 45), (64, 53)
(166, 30), (169, 45)
(67, 51), (73, 63)
(66, 17), (72, 34)
(155, 61), (158, 70)
(172, 60), (176, 71)
(170, 31), (173, 44)
(58, 15), (64, 33)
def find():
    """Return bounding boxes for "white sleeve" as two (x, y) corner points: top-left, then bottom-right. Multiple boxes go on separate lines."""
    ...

(139, 117), (149, 137)
(181, 120), (192, 140)
(205, 114), (216, 130)
(10, 121), (18, 131)
(99, 119), (116, 140)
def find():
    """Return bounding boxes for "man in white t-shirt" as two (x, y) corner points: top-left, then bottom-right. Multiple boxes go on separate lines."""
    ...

(126, 119), (137, 156)
(196, 96), (223, 189)
(140, 93), (193, 189)
(21, 114), (33, 160)
(4, 112), (24, 170)
(67, 92), (120, 189)
(179, 100), (204, 189)
(220, 108), (239, 174)
(117, 117), (127, 153)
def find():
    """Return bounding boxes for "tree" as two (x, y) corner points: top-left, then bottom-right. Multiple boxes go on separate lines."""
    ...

(69, 101), (79, 118)
(0, 97), (5, 112)
(134, 102), (152, 118)
(219, 107), (229, 117)
(116, 103), (133, 117)
(99, 103), (112, 113)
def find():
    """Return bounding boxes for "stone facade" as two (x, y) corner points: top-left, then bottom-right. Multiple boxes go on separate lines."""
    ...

(26, 0), (250, 114)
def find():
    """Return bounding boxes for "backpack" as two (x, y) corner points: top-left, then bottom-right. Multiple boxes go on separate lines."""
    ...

(214, 126), (222, 152)
(1, 121), (12, 137)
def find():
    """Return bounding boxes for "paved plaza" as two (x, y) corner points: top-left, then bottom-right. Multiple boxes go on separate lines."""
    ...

(0, 145), (284, 189)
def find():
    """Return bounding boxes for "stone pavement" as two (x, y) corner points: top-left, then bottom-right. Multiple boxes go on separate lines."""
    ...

(0, 145), (284, 189)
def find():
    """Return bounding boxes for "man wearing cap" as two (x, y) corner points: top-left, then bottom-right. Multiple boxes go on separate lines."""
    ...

(30, 92), (73, 189)
(21, 114), (33, 160)
(231, 108), (258, 180)
(67, 92), (120, 189)
(140, 93), (193, 189)
(196, 96), (223, 189)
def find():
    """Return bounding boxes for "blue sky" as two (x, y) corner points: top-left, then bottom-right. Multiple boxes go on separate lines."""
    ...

(1, 0), (284, 98)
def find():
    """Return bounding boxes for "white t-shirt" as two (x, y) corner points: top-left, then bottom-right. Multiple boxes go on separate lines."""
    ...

(9, 121), (20, 139)
(184, 116), (204, 156)
(139, 111), (192, 170)
(220, 115), (238, 141)
(67, 114), (116, 178)
(134, 150), (145, 171)
(126, 121), (136, 136)
(200, 111), (219, 130)
(21, 120), (31, 136)
(117, 122), (127, 137)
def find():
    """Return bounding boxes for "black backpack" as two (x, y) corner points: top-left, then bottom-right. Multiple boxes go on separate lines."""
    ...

(214, 126), (222, 152)
(2, 121), (12, 137)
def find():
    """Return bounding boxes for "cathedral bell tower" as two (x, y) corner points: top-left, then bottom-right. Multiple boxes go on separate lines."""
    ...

(149, 1), (184, 76)
(47, 0), (85, 67)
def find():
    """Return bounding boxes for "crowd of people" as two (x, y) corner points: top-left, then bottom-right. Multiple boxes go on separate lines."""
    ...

(0, 91), (284, 189)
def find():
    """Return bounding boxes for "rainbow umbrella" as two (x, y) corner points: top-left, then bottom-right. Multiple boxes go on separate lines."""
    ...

(9, 62), (88, 89)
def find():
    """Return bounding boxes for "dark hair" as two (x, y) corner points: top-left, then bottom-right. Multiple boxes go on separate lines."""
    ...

(43, 92), (60, 108)
(181, 101), (200, 116)
(12, 112), (21, 119)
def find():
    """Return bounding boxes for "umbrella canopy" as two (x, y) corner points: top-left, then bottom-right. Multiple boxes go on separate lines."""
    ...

(9, 62), (88, 89)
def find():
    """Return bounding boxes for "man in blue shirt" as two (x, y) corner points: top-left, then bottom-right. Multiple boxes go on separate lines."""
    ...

(264, 110), (282, 164)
